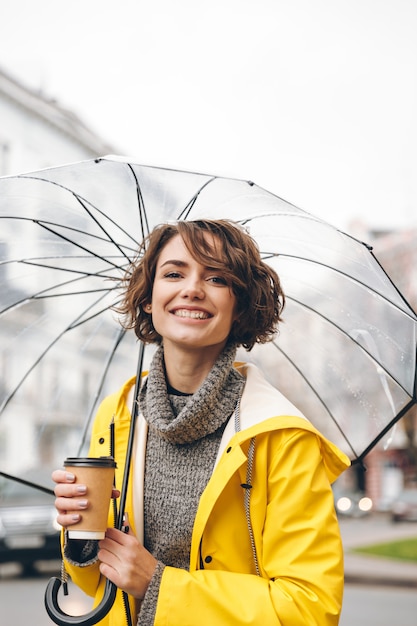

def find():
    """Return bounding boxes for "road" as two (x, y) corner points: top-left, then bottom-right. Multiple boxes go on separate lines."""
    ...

(338, 511), (417, 549)
(0, 564), (92, 626)
(1, 513), (417, 626)
(1, 568), (417, 625)
(341, 583), (417, 625)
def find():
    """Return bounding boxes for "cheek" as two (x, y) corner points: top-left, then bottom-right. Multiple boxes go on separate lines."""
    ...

(222, 299), (239, 331)
(230, 296), (239, 322)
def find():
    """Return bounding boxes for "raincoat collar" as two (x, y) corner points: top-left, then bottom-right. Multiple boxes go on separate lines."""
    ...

(121, 361), (349, 487)
(214, 362), (350, 483)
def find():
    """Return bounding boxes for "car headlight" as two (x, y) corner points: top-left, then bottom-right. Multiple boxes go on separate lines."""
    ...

(336, 496), (352, 513)
(358, 496), (373, 512)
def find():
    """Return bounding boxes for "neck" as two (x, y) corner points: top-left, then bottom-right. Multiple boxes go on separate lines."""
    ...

(162, 342), (227, 394)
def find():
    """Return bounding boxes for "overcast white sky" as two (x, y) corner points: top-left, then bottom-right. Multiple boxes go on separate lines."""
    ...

(1, 0), (417, 232)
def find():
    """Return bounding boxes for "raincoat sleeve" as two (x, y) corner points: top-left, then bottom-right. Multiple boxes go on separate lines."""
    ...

(152, 429), (346, 626)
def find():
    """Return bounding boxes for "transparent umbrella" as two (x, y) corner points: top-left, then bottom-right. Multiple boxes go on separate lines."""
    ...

(0, 155), (416, 624)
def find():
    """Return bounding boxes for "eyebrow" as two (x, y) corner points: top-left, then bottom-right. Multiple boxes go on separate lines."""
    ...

(159, 259), (223, 273)
(159, 259), (188, 268)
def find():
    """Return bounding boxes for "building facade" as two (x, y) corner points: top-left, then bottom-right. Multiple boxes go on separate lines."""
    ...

(0, 66), (116, 176)
(0, 67), (120, 476)
(365, 228), (417, 507)
(338, 225), (417, 509)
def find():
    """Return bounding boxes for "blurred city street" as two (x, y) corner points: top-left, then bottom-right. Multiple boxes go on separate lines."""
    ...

(340, 513), (417, 625)
(1, 512), (417, 625)
(340, 512), (417, 588)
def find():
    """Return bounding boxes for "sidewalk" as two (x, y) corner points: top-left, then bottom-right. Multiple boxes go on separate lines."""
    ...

(339, 514), (417, 588)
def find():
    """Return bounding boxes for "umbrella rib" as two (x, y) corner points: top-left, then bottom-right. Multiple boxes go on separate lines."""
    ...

(176, 176), (218, 220)
(36, 288), (113, 299)
(0, 264), (122, 315)
(354, 398), (417, 464)
(0, 329), (68, 415)
(64, 288), (121, 330)
(0, 291), (114, 415)
(239, 207), (376, 246)
(270, 341), (360, 459)
(34, 219), (133, 270)
(127, 164), (150, 243)
(0, 471), (54, 496)
(0, 288), (113, 316)
(241, 211), (416, 317)
(286, 293), (412, 397)
(77, 327), (127, 455)
(21, 256), (128, 280)
(261, 250), (417, 321)
(16, 172), (141, 251)
(2, 252), (126, 264)
(1, 215), (138, 261)
(68, 299), (123, 330)
(240, 210), (355, 231)
(74, 194), (138, 262)
(369, 247), (417, 317)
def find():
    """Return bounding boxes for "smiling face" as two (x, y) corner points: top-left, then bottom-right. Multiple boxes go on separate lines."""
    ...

(149, 234), (237, 360)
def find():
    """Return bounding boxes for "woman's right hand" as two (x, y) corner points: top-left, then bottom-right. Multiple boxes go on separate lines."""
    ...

(52, 469), (120, 528)
(52, 469), (88, 529)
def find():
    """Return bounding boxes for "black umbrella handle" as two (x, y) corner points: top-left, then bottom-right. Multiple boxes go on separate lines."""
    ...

(44, 342), (145, 626)
(44, 576), (117, 626)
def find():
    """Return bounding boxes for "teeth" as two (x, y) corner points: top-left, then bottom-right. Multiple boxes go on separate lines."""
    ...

(174, 309), (209, 319)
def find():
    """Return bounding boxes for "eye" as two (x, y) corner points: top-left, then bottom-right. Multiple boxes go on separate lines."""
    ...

(207, 275), (228, 285)
(163, 271), (182, 279)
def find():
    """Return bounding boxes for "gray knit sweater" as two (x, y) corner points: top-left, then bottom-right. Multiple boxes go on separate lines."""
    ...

(64, 343), (245, 625)
(138, 343), (244, 624)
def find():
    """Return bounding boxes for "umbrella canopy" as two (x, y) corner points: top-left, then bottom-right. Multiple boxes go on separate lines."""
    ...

(1, 155), (416, 494)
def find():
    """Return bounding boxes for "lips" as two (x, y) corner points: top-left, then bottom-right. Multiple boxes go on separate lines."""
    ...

(172, 309), (211, 320)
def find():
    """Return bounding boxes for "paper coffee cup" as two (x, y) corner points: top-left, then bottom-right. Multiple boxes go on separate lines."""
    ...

(64, 456), (117, 540)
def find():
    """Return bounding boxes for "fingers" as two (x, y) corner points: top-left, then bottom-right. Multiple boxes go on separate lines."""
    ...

(54, 493), (88, 527)
(52, 468), (89, 526)
(53, 470), (86, 496)
(51, 468), (119, 529)
(55, 495), (88, 512)
(101, 527), (133, 547)
(56, 511), (83, 527)
(52, 470), (119, 498)
(54, 483), (87, 509)
(97, 529), (157, 599)
(52, 469), (75, 484)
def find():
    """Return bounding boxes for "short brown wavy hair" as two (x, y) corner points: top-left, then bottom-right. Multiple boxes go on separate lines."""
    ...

(117, 219), (285, 351)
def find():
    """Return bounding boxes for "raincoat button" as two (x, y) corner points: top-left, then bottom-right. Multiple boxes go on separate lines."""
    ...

(99, 437), (105, 444)
(226, 446), (232, 453)
(204, 556), (212, 564)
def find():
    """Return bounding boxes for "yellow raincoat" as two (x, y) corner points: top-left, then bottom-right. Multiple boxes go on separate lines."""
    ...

(63, 363), (350, 625)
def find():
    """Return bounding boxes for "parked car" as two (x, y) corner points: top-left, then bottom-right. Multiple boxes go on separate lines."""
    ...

(333, 489), (373, 518)
(391, 489), (417, 522)
(0, 470), (61, 574)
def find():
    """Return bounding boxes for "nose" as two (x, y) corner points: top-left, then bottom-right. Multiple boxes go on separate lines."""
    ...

(180, 276), (205, 300)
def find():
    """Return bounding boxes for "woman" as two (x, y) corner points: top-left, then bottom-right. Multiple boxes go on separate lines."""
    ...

(53, 219), (350, 625)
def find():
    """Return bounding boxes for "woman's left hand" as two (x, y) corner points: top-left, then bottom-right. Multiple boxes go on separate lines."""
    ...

(98, 522), (157, 599)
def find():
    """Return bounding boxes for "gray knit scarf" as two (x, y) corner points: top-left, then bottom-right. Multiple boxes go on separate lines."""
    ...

(138, 342), (245, 569)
